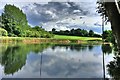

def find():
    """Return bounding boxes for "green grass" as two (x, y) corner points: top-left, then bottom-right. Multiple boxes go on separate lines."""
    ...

(53, 35), (102, 41)
(0, 35), (102, 44)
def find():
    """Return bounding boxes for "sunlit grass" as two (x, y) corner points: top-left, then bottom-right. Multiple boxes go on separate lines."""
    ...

(53, 35), (102, 41)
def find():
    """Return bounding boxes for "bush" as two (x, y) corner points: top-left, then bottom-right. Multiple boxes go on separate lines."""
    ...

(0, 28), (8, 36)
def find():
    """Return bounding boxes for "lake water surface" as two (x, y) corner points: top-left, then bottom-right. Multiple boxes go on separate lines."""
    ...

(0, 43), (117, 79)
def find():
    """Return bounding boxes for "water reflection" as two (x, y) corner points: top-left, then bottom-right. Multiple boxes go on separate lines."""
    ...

(1, 43), (104, 78)
(105, 44), (120, 80)
(102, 44), (112, 55)
(51, 44), (94, 51)
(107, 54), (120, 80)
(101, 44), (120, 80)
(1, 43), (51, 75)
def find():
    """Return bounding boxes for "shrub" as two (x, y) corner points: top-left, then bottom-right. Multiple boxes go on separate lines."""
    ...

(0, 28), (8, 36)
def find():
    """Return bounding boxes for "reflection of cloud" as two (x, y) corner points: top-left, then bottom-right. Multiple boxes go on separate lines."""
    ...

(2, 45), (103, 78)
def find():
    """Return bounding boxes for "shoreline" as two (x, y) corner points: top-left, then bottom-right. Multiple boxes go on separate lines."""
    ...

(0, 37), (102, 44)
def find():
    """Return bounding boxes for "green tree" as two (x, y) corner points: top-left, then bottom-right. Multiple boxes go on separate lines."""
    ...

(81, 29), (88, 37)
(52, 28), (56, 34)
(0, 28), (8, 36)
(107, 55), (120, 80)
(89, 30), (94, 37)
(103, 30), (115, 43)
(2, 4), (29, 37)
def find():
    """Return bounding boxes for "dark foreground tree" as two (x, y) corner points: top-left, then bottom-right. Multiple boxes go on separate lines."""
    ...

(98, 1), (120, 79)
(97, 1), (120, 51)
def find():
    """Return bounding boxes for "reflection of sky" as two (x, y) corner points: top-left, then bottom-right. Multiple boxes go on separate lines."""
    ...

(104, 53), (115, 78)
(0, 65), (4, 80)
(2, 45), (105, 78)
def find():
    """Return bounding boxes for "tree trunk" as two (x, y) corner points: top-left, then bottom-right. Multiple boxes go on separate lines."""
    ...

(104, 2), (120, 52)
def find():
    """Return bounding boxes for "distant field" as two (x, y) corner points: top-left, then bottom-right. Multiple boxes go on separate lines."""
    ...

(0, 35), (102, 41)
(53, 35), (102, 41)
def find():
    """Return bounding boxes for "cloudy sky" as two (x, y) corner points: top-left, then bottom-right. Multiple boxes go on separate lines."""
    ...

(0, 0), (111, 34)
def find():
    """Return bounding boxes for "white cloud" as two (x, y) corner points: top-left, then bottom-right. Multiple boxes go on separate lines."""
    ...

(45, 10), (57, 18)
(104, 22), (111, 30)
(42, 15), (111, 34)
(43, 22), (70, 31)
(0, 2), (111, 34)
(73, 10), (81, 13)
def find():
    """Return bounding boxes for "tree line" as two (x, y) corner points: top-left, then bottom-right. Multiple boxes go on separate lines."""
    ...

(0, 4), (112, 39)
(51, 28), (101, 37)
(0, 4), (53, 38)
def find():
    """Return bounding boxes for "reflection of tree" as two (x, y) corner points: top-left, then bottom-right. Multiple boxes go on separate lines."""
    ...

(51, 44), (90, 52)
(107, 54), (120, 80)
(101, 44), (112, 79)
(1, 43), (50, 75)
(1, 46), (27, 75)
(102, 44), (112, 54)
(106, 43), (120, 80)
(88, 45), (93, 51)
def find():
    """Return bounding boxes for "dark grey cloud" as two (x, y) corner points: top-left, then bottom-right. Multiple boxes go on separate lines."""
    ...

(22, 2), (97, 26)
(0, 2), (107, 33)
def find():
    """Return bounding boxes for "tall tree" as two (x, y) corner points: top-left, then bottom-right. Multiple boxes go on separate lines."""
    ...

(2, 4), (29, 36)
(52, 28), (56, 34)
(89, 30), (94, 37)
(97, 1), (120, 51)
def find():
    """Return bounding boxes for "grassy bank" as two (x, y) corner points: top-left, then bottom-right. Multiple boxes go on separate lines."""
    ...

(53, 35), (102, 41)
(0, 35), (102, 44)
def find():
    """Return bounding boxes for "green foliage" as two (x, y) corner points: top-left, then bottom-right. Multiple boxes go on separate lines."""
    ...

(89, 30), (94, 37)
(27, 26), (54, 38)
(97, 1), (109, 22)
(0, 28), (8, 36)
(1, 43), (51, 75)
(103, 30), (115, 43)
(51, 28), (101, 37)
(1, 4), (53, 38)
(1, 4), (29, 37)
(107, 55), (120, 80)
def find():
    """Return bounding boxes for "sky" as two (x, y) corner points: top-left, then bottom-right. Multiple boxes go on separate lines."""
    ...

(0, 0), (111, 34)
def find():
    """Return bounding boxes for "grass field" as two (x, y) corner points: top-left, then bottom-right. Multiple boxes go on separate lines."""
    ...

(53, 35), (102, 41)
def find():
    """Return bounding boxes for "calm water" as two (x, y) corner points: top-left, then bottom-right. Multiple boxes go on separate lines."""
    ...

(0, 43), (118, 79)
